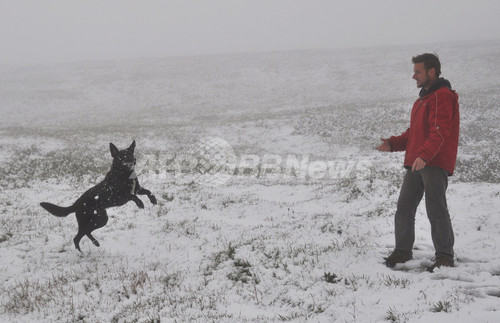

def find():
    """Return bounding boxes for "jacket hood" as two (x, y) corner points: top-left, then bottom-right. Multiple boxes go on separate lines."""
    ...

(419, 78), (452, 98)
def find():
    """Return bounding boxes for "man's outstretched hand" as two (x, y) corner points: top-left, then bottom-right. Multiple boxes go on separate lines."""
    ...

(376, 138), (426, 171)
(376, 138), (391, 152)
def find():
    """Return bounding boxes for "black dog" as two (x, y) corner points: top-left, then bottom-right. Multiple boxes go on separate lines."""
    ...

(40, 141), (157, 252)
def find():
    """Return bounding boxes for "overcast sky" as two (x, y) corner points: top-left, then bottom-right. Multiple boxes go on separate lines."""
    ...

(1, 0), (499, 64)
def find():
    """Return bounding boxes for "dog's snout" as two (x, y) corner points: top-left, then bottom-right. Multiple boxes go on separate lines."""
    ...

(122, 159), (135, 169)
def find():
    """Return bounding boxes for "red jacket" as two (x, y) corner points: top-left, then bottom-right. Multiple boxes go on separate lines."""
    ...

(388, 78), (460, 175)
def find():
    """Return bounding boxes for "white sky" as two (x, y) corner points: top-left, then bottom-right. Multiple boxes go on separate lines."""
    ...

(1, 0), (499, 64)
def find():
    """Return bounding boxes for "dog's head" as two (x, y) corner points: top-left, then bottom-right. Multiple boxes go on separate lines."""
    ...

(110, 141), (136, 172)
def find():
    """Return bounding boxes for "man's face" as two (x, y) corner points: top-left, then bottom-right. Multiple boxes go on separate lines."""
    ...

(413, 62), (435, 89)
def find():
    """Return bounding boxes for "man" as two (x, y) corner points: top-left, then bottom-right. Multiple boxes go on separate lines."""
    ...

(376, 53), (460, 272)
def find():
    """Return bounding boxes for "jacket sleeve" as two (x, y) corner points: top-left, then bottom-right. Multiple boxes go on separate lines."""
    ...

(417, 90), (454, 162)
(388, 128), (409, 152)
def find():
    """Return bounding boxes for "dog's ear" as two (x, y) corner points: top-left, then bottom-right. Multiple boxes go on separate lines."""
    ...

(128, 140), (136, 152)
(110, 143), (119, 158)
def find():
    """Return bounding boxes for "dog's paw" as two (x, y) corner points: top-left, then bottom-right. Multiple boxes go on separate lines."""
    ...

(92, 240), (100, 247)
(137, 200), (145, 209)
(150, 195), (157, 205)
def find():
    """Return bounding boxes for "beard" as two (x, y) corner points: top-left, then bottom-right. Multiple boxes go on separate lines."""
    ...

(416, 76), (432, 89)
(416, 69), (436, 89)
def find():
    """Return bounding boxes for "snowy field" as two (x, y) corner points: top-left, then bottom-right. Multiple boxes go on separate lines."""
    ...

(0, 40), (499, 322)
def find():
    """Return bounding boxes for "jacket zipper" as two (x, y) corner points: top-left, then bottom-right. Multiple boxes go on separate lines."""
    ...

(410, 99), (424, 131)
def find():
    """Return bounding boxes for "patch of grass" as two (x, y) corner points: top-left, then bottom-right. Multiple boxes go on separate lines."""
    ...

(386, 307), (403, 322)
(0, 144), (109, 189)
(162, 271), (183, 290)
(381, 274), (412, 288)
(277, 312), (305, 321)
(385, 306), (420, 322)
(204, 242), (237, 277)
(221, 197), (237, 208)
(227, 258), (259, 284)
(342, 274), (374, 292)
(0, 272), (81, 315)
(121, 270), (151, 299)
(428, 289), (476, 314)
(323, 272), (341, 284)
(430, 300), (452, 313)
(455, 151), (500, 183)
(0, 231), (13, 243)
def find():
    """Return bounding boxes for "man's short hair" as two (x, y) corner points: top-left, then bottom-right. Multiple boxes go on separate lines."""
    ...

(412, 53), (441, 77)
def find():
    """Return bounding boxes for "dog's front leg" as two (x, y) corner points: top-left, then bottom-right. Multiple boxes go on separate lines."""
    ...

(137, 187), (157, 205)
(130, 195), (145, 209)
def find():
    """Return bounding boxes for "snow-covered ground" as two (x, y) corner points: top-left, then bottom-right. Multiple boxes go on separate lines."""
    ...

(1, 40), (499, 322)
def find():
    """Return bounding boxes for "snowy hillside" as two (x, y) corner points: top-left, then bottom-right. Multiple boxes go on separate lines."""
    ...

(0, 40), (499, 322)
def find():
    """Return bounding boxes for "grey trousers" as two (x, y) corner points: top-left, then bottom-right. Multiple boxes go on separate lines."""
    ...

(394, 166), (454, 259)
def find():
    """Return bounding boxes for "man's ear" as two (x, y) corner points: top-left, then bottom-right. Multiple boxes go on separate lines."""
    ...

(428, 67), (436, 78)
(128, 140), (136, 152)
(110, 143), (119, 158)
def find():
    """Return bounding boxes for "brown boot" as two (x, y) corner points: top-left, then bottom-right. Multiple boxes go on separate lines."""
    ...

(384, 250), (413, 268)
(426, 255), (454, 272)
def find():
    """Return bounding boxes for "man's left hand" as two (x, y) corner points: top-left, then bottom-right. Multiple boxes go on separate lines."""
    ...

(411, 157), (426, 172)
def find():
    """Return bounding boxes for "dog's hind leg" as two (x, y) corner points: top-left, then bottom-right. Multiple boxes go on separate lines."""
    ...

(73, 234), (84, 252)
(74, 208), (108, 252)
(73, 209), (88, 252)
(86, 209), (108, 248)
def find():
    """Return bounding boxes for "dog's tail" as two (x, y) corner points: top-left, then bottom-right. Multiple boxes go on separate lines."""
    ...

(40, 202), (75, 217)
